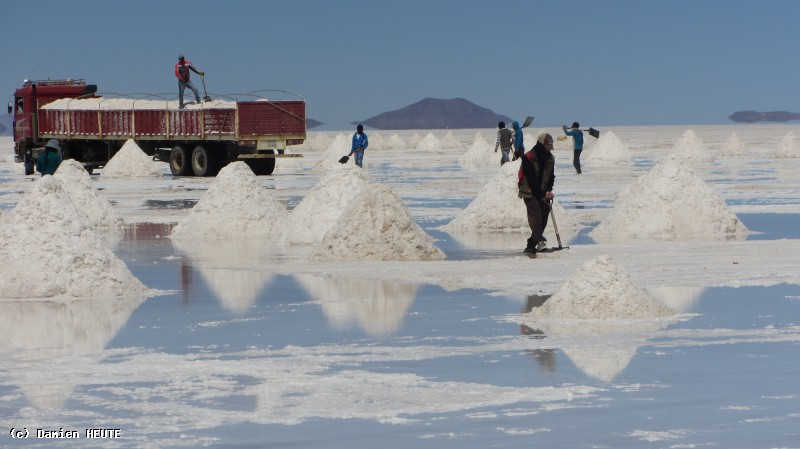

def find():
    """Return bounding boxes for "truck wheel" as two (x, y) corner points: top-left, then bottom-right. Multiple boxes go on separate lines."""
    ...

(169, 145), (194, 176)
(191, 145), (220, 177)
(244, 153), (275, 176)
(24, 150), (34, 175)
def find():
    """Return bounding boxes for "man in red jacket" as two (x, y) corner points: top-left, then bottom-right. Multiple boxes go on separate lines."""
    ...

(175, 54), (204, 109)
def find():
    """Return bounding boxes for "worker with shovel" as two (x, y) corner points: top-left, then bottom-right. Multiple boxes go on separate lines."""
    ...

(562, 122), (584, 174)
(348, 124), (369, 168)
(175, 54), (204, 109)
(518, 133), (556, 257)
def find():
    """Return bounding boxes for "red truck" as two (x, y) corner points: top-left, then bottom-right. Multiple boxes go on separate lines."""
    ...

(8, 79), (306, 176)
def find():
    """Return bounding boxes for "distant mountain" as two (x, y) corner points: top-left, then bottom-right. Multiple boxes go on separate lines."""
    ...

(729, 110), (800, 123)
(306, 118), (323, 129)
(0, 114), (10, 135)
(358, 98), (511, 130)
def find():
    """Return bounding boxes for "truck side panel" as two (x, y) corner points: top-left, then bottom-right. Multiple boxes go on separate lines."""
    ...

(237, 101), (306, 138)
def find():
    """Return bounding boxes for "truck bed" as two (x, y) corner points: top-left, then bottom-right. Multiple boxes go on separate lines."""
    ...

(38, 98), (305, 142)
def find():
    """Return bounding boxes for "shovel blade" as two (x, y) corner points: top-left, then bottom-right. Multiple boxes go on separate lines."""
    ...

(588, 127), (600, 138)
(522, 116), (534, 128)
(338, 155), (349, 164)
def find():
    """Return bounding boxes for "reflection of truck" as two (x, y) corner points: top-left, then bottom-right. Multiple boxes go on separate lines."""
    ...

(8, 79), (306, 176)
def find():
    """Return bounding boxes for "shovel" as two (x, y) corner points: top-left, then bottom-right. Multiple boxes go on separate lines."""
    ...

(522, 116), (534, 128)
(200, 74), (212, 102)
(338, 155), (349, 164)
(587, 127), (600, 138)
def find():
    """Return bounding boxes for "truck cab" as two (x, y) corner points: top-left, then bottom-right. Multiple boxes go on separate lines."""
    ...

(9, 79), (96, 174)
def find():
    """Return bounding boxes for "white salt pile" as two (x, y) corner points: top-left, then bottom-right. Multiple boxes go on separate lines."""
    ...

(591, 157), (748, 242)
(312, 133), (351, 171)
(719, 132), (747, 157)
(584, 130), (633, 166)
(472, 130), (488, 145)
(416, 132), (441, 152)
(308, 133), (332, 152)
(441, 131), (461, 149)
(369, 133), (385, 150)
(310, 183), (445, 261)
(442, 162), (578, 236)
(0, 176), (147, 298)
(274, 147), (304, 172)
(408, 133), (422, 148)
(774, 132), (800, 158)
(665, 130), (714, 163)
(43, 97), (236, 110)
(458, 139), (496, 167)
(388, 133), (407, 149)
(100, 139), (162, 178)
(527, 255), (675, 320)
(282, 163), (368, 245)
(171, 161), (288, 239)
(53, 159), (125, 230)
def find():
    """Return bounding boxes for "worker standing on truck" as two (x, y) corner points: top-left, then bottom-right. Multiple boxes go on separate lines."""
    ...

(175, 54), (204, 109)
(36, 139), (63, 176)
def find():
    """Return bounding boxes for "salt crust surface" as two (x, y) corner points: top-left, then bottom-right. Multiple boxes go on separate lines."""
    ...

(591, 157), (748, 242)
(527, 255), (676, 320)
(310, 183), (445, 261)
(282, 163), (368, 245)
(0, 176), (147, 299)
(53, 159), (125, 229)
(171, 162), (287, 239)
(100, 139), (162, 178)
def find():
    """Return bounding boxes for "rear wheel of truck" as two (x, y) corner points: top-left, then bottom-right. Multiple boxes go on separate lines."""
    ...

(244, 152), (276, 176)
(169, 145), (194, 176)
(191, 145), (220, 177)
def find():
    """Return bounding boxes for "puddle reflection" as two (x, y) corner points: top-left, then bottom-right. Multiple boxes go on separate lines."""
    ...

(295, 274), (418, 337)
(171, 238), (280, 314)
(0, 295), (147, 409)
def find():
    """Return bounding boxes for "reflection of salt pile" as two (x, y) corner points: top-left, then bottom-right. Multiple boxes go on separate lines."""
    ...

(442, 163), (578, 241)
(529, 255), (675, 320)
(100, 139), (162, 178)
(0, 176), (147, 298)
(295, 274), (417, 337)
(282, 164), (367, 245)
(171, 161), (287, 239)
(665, 130), (714, 162)
(591, 158), (748, 242)
(774, 132), (800, 158)
(312, 133), (350, 171)
(458, 134), (495, 166)
(310, 184), (445, 261)
(719, 132), (747, 157)
(0, 295), (147, 409)
(54, 159), (125, 230)
(584, 130), (633, 166)
(645, 285), (705, 313)
(416, 132), (441, 151)
(442, 130), (461, 149)
(388, 133), (406, 149)
(172, 239), (275, 313)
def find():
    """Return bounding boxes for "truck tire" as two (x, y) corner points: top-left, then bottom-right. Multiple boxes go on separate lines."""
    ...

(191, 145), (220, 177)
(169, 145), (194, 176)
(244, 152), (276, 176)
(24, 150), (34, 175)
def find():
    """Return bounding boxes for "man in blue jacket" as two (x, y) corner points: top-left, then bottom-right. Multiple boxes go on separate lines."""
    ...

(562, 122), (584, 174)
(36, 139), (63, 176)
(349, 124), (369, 168)
(512, 120), (524, 160)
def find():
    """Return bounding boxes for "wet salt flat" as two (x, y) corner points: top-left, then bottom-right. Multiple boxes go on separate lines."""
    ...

(1, 125), (800, 448)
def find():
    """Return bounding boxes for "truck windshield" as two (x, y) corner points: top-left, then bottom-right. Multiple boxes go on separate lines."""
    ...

(16, 97), (23, 114)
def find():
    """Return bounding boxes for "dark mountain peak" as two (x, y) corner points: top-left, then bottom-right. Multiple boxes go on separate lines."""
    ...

(358, 98), (511, 130)
(729, 110), (800, 123)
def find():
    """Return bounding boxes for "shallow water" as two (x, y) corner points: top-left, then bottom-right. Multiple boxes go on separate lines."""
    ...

(2, 222), (799, 448)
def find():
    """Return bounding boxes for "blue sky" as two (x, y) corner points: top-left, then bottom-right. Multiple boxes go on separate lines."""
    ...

(2, 0), (798, 130)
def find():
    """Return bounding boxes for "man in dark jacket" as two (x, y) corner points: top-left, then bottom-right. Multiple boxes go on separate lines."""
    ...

(518, 133), (555, 255)
(494, 121), (513, 165)
(36, 139), (63, 176)
(175, 54), (204, 109)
